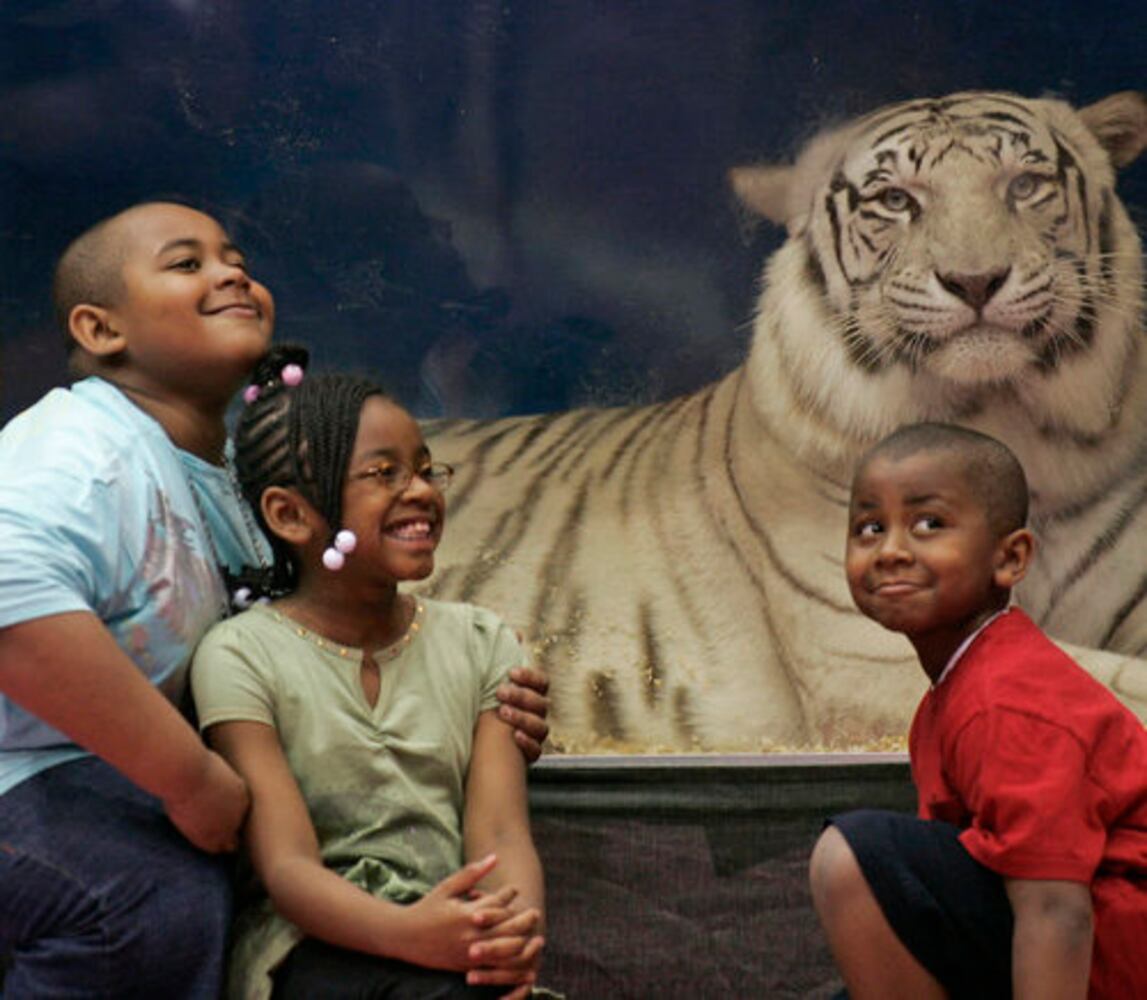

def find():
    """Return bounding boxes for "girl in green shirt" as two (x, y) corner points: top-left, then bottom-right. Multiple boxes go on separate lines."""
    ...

(192, 347), (546, 1000)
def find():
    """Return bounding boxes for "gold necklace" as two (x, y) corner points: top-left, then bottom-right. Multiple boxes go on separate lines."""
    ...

(268, 598), (425, 663)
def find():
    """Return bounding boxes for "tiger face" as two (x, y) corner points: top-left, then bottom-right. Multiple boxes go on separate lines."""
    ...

(815, 94), (1121, 385)
(735, 91), (1146, 393)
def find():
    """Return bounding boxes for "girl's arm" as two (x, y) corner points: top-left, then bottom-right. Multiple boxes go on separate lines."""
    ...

(463, 710), (545, 915)
(207, 719), (515, 972)
(462, 709), (546, 995)
(1005, 878), (1093, 1000)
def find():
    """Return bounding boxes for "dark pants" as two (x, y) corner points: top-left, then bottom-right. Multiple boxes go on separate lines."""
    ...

(0, 756), (232, 999)
(273, 938), (507, 999)
(830, 809), (1015, 999)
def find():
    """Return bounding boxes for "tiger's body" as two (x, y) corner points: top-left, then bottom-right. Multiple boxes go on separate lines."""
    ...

(419, 90), (1147, 752)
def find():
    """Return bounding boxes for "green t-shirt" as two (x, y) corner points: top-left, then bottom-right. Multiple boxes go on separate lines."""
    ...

(191, 597), (521, 999)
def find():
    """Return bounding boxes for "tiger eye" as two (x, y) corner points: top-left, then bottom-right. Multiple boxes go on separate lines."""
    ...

(880, 187), (914, 212)
(1007, 173), (1039, 201)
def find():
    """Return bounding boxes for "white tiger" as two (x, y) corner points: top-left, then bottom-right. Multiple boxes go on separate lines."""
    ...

(419, 90), (1147, 752)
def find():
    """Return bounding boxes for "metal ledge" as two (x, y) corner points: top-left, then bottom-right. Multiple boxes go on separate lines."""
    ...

(527, 751), (914, 819)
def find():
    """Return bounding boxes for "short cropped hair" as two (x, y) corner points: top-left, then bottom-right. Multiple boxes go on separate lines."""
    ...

(53, 200), (203, 352)
(52, 211), (136, 344)
(857, 423), (1029, 535)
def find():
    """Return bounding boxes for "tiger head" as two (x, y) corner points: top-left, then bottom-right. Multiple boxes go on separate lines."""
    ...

(732, 91), (1147, 482)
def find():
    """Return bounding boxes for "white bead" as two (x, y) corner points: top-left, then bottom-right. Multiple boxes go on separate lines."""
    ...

(322, 547), (345, 571)
(334, 529), (358, 554)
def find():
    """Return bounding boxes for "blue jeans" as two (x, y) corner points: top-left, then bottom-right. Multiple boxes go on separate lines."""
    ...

(0, 756), (233, 999)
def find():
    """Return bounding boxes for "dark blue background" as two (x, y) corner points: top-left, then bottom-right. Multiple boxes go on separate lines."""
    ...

(2, 0), (1144, 423)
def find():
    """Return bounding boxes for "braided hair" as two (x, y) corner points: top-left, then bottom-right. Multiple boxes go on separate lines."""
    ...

(234, 344), (386, 594)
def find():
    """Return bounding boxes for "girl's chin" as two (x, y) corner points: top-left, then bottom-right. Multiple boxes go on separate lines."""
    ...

(394, 557), (435, 581)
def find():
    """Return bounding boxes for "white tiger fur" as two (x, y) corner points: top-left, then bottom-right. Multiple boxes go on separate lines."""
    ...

(419, 90), (1147, 752)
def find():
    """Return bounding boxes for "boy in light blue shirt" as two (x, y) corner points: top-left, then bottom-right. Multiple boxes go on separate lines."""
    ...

(0, 201), (273, 997)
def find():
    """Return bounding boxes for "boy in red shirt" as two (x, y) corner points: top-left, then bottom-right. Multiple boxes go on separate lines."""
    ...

(811, 422), (1147, 998)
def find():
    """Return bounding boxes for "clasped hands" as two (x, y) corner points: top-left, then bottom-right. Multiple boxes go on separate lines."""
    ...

(407, 854), (543, 1000)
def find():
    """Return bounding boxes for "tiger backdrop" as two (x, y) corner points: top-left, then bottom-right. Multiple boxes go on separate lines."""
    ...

(419, 90), (1147, 752)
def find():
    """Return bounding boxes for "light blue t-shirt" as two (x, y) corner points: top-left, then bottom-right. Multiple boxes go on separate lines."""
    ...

(0, 377), (269, 795)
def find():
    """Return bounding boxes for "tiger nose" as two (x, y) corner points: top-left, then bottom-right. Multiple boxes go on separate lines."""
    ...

(936, 267), (1011, 310)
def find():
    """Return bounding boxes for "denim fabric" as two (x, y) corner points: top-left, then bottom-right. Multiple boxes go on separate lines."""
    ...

(0, 756), (232, 999)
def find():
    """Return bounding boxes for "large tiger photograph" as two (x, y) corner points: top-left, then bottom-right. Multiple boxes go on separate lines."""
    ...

(3, 5), (1146, 764)
(419, 89), (1147, 752)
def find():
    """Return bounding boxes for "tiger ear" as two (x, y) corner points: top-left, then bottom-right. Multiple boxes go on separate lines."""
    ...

(1077, 91), (1147, 169)
(729, 165), (795, 229)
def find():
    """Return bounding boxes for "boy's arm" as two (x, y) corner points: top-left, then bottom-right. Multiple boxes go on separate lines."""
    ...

(206, 718), (515, 971)
(496, 664), (550, 762)
(0, 611), (247, 852)
(1005, 878), (1093, 1000)
(462, 709), (546, 992)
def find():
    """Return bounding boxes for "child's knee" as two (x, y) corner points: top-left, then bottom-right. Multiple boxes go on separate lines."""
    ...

(809, 824), (865, 909)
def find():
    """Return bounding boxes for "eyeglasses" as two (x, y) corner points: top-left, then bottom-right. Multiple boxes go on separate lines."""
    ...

(350, 461), (454, 493)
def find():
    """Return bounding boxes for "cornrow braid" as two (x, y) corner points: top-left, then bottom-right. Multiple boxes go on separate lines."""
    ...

(234, 344), (386, 594)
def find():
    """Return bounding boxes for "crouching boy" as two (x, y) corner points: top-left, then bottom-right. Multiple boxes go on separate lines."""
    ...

(811, 422), (1147, 998)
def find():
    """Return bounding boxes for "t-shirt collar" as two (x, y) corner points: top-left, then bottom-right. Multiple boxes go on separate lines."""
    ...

(933, 607), (1011, 687)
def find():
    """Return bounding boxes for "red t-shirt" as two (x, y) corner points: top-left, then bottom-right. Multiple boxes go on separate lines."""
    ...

(910, 609), (1147, 996)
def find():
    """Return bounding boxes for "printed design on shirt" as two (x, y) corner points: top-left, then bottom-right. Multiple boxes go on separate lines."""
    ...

(133, 487), (224, 693)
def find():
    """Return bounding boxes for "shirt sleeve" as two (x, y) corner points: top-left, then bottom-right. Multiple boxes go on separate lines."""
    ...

(0, 438), (130, 629)
(950, 707), (1106, 883)
(468, 606), (525, 713)
(191, 618), (278, 730)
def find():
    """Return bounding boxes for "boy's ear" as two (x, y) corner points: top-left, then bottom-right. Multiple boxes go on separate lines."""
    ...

(994, 528), (1035, 589)
(260, 486), (320, 547)
(67, 304), (127, 360)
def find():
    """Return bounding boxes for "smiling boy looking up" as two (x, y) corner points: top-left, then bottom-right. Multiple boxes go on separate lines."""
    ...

(0, 202), (274, 997)
(810, 422), (1147, 999)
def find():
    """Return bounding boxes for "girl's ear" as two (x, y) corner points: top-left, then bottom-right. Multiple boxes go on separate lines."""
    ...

(994, 527), (1035, 589)
(261, 486), (320, 547)
(68, 304), (127, 359)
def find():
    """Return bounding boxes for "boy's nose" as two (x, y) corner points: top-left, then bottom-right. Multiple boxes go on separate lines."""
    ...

(874, 530), (913, 565)
(214, 259), (251, 287)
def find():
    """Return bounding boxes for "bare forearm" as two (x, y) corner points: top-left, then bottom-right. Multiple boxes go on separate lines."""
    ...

(0, 613), (215, 799)
(463, 712), (545, 921)
(466, 829), (545, 926)
(263, 855), (421, 961)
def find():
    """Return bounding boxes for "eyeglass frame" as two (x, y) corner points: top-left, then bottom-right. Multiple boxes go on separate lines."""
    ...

(348, 460), (455, 493)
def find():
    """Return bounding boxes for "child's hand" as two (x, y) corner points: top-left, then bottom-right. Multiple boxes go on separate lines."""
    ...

(398, 854), (520, 971)
(496, 664), (550, 762)
(162, 749), (250, 853)
(466, 906), (545, 996)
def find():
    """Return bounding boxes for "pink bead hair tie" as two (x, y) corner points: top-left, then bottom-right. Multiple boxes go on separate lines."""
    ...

(322, 529), (358, 571)
(281, 364), (304, 386)
(243, 363), (305, 404)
